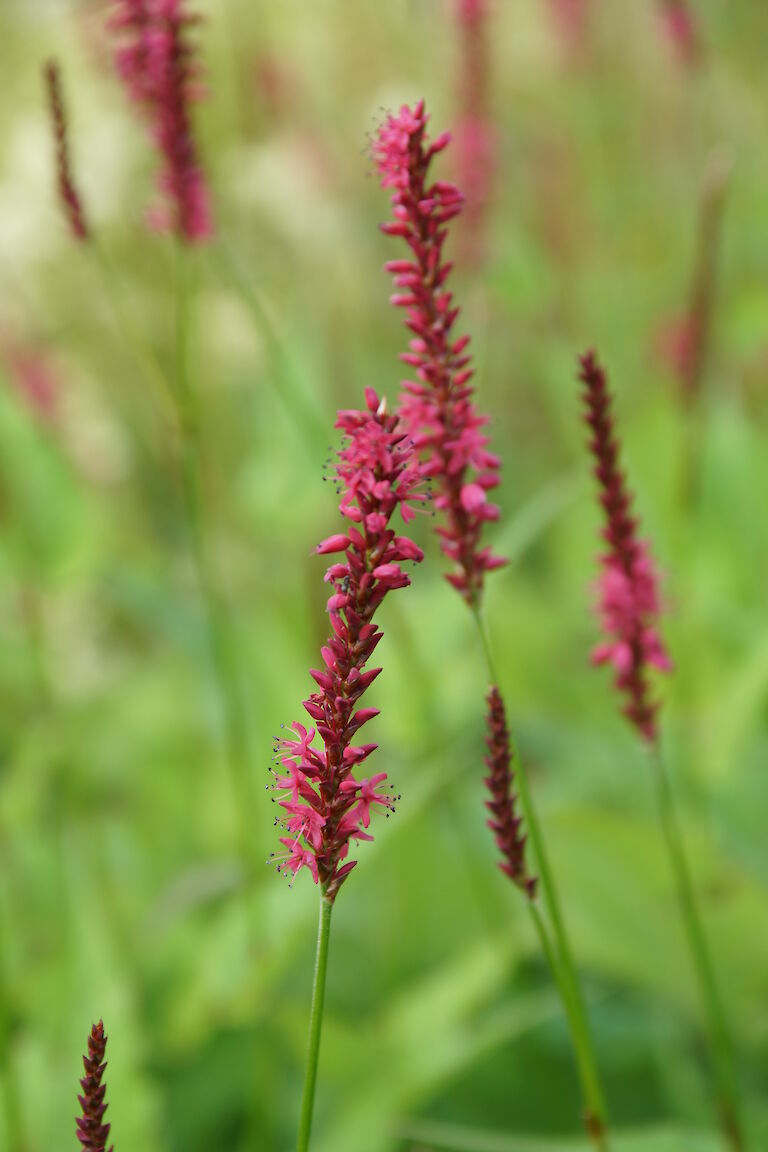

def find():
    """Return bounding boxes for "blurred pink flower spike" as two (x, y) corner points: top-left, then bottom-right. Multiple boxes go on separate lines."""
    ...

(108, 0), (213, 242)
(546, 0), (589, 52)
(454, 0), (495, 267)
(659, 0), (699, 65)
(1, 339), (60, 424)
(578, 350), (671, 744)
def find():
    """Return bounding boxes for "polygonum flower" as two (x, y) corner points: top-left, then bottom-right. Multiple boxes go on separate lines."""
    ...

(454, 0), (495, 267)
(547, 0), (589, 51)
(1, 337), (60, 423)
(372, 100), (505, 608)
(371, 104), (610, 1146)
(76, 1021), (113, 1152)
(43, 59), (90, 241)
(484, 686), (536, 897)
(578, 350), (671, 742)
(659, 0), (698, 64)
(108, 0), (213, 241)
(270, 389), (424, 901)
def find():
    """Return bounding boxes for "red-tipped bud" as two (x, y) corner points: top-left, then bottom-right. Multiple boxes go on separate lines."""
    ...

(483, 687), (536, 899)
(43, 60), (90, 242)
(76, 1021), (113, 1152)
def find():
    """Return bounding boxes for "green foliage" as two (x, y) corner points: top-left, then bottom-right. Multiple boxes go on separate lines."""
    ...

(0, 1), (766, 1150)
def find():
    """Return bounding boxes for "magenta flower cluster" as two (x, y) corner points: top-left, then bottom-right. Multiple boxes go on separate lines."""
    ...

(454, 0), (495, 268)
(270, 389), (424, 901)
(578, 350), (671, 742)
(373, 100), (505, 608)
(108, 0), (212, 242)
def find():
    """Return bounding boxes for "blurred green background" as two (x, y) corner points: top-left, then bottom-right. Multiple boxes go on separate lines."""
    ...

(0, 1), (767, 1149)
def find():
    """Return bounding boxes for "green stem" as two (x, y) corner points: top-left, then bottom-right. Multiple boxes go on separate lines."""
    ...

(0, 1062), (22, 1152)
(650, 747), (744, 1151)
(0, 879), (22, 1152)
(90, 236), (174, 422)
(213, 241), (328, 451)
(296, 895), (333, 1152)
(173, 245), (255, 873)
(472, 607), (609, 1148)
(527, 904), (604, 1152)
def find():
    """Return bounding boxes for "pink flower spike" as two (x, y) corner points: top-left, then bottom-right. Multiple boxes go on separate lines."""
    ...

(372, 100), (506, 607)
(454, 0), (496, 267)
(484, 687), (536, 898)
(270, 391), (424, 901)
(107, 0), (213, 242)
(659, 0), (698, 65)
(578, 350), (671, 744)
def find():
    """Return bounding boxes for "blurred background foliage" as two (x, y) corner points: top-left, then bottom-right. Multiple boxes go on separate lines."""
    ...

(0, 1), (767, 1150)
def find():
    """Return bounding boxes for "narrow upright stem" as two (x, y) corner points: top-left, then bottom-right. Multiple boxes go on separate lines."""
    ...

(173, 244), (255, 873)
(90, 236), (173, 421)
(213, 240), (328, 451)
(472, 607), (609, 1148)
(650, 747), (744, 1150)
(527, 902), (606, 1152)
(296, 896), (333, 1152)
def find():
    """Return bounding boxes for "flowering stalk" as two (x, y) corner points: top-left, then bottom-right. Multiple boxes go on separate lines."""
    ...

(546, 0), (589, 53)
(295, 896), (332, 1152)
(40, 49), (182, 422)
(76, 1022), (113, 1152)
(373, 102), (609, 1148)
(43, 59), (90, 241)
(271, 388), (423, 1149)
(659, 0), (698, 64)
(484, 686), (536, 899)
(372, 100), (504, 608)
(454, 0), (495, 268)
(481, 664), (608, 1150)
(656, 151), (731, 508)
(578, 349), (744, 1151)
(108, 0), (213, 242)
(577, 350), (671, 743)
(657, 150), (730, 407)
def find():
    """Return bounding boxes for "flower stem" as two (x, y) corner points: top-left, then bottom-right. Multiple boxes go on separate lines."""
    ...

(174, 244), (255, 874)
(90, 236), (174, 423)
(472, 607), (609, 1148)
(527, 902), (606, 1152)
(650, 747), (744, 1150)
(296, 895), (333, 1152)
(0, 881), (22, 1152)
(213, 240), (328, 452)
